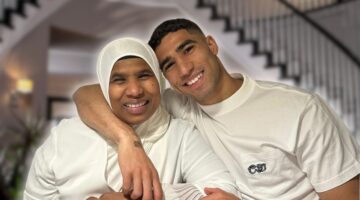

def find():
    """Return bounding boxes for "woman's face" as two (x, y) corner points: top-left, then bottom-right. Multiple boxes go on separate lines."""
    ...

(109, 57), (160, 126)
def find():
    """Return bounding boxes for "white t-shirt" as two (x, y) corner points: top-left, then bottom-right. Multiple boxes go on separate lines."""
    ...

(24, 117), (238, 200)
(163, 74), (360, 200)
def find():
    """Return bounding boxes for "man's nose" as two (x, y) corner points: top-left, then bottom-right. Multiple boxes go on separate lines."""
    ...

(126, 80), (144, 98)
(177, 59), (193, 78)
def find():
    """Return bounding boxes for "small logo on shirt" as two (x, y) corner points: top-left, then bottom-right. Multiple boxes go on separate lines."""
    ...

(248, 163), (266, 174)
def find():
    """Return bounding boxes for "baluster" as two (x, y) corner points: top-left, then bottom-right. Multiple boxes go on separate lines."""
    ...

(294, 17), (302, 84)
(271, 1), (282, 64)
(303, 21), (311, 88)
(355, 1), (360, 135)
(348, 1), (357, 132)
(228, 0), (234, 29)
(334, 48), (342, 113)
(242, 0), (252, 41)
(343, 2), (350, 128)
(249, 0), (255, 40)
(328, 42), (336, 101)
(285, 8), (294, 79)
(340, 55), (347, 119)
(255, 0), (262, 53)
(355, 64), (360, 136)
(346, 59), (353, 129)
(234, 0), (241, 29)
(356, 1), (360, 60)
(261, 0), (269, 54)
(279, 3), (287, 65)
(0, 0), (4, 22)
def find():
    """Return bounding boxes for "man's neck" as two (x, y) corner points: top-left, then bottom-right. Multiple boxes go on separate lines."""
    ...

(199, 73), (243, 105)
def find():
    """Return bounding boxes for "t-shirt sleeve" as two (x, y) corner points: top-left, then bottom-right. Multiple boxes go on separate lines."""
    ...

(24, 130), (59, 200)
(180, 126), (239, 197)
(295, 94), (360, 192)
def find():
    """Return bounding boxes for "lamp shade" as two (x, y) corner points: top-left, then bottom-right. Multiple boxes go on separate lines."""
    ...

(16, 78), (33, 94)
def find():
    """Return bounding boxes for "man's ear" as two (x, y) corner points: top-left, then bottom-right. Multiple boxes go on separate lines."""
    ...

(206, 35), (218, 55)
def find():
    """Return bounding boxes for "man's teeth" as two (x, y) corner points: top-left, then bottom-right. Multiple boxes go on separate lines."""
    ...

(187, 73), (203, 86)
(125, 101), (146, 108)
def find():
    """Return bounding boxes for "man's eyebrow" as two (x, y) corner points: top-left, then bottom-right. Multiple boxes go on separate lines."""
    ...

(176, 39), (196, 52)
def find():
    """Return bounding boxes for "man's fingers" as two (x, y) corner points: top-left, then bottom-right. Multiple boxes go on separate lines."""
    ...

(122, 174), (133, 196)
(204, 187), (221, 195)
(142, 170), (153, 200)
(203, 188), (240, 200)
(152, 170), (163, 200)
(130, 171), (143, 199)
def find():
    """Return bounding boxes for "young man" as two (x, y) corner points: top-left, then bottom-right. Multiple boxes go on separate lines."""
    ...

(24, 37), (238, 200)
(74, 19), (360, 199)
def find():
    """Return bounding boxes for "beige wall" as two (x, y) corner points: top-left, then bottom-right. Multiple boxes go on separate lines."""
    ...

(0, 22), (50, 124)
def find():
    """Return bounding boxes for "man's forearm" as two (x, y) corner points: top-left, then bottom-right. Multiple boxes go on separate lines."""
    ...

(73, 84), (138, 143)
(318, 175), (359, 200)
(73, 84), (163, 200)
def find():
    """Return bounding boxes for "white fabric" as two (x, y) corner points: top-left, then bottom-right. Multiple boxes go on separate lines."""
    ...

(97, 37), (165, 102)
(24, 118), (238, 199)
(163, 73), (360, 200)
(24, 37), (238, 199)
(96, 37), (170, 151)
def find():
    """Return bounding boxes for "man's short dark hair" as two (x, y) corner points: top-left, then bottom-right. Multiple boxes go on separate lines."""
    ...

(148, 18), (204, 50)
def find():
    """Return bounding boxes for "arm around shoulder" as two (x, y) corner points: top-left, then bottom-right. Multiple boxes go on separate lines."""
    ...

(73, 84), (137, 143)
(73, 84), (163, 200)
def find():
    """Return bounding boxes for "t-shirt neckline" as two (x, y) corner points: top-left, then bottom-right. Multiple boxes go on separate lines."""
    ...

(200, 73), (255, 116)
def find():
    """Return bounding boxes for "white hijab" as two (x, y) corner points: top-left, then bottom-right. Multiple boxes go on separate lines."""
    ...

(96, 37), (170, 152)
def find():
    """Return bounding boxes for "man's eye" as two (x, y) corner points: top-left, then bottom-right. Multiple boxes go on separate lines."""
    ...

(163, 62), (174, 72)
(184, 46), (193, 54)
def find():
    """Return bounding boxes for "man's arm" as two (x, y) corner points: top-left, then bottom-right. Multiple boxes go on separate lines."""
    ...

(73, 84), (163, 200)
(87, 192), (129, 200)
(318, 175), (359, 200)
(201, 188), (240, 200)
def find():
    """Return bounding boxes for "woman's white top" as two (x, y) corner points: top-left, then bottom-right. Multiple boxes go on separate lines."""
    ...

(24, 117), (238, 200)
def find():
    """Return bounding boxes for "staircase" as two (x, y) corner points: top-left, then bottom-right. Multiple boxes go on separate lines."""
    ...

(196, 0), (360, 137)
(0, 0), (70, 59)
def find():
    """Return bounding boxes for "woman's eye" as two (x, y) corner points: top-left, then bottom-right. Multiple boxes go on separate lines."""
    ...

(111, 78), (125, 83)
(139, 73), (153, 79)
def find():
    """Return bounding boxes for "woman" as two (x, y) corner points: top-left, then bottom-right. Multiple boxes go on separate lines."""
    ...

(24, 38), (238, 199)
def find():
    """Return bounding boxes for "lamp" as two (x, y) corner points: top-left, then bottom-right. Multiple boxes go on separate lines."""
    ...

(16, 78), (33, 94)
(10, 78), (33, 109)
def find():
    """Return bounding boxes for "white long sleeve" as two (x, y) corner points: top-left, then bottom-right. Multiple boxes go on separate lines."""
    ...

(24, 118), (238, 199)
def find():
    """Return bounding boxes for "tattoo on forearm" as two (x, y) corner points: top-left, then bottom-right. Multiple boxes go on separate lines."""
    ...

(134, 140), (142, 148)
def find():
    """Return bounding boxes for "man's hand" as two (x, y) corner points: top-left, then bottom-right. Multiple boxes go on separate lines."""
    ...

(201, 188), (240, 200)
(87, 192), (128, 200)
(118, 136), (163, 200)
(73, 85), (163, 200)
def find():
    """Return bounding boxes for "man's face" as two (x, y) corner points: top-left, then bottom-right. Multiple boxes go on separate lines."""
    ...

(155, 29), (224, 105)
(109, 57), (160, 126)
